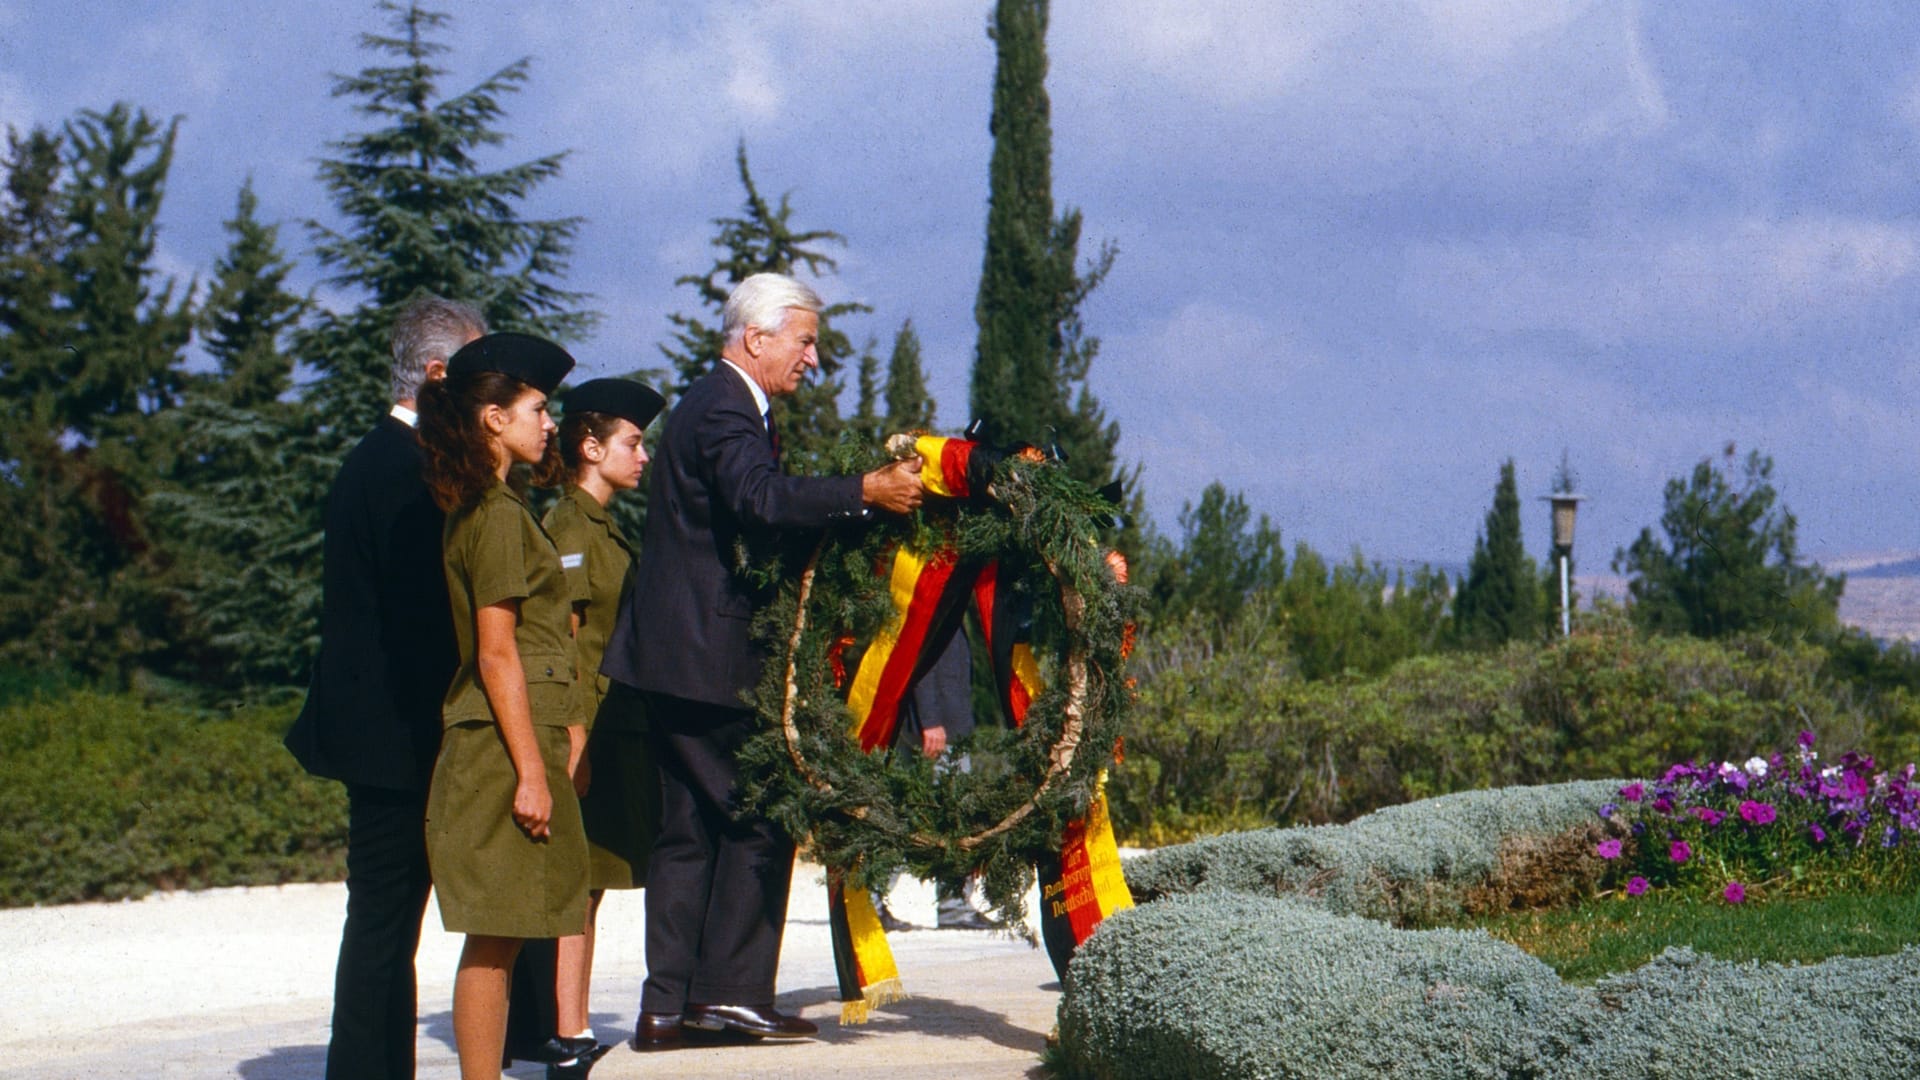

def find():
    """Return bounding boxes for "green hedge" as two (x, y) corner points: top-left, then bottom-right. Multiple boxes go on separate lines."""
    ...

(0, 689), (344, 905)
(1061, 783), (1920, 1078)
(1056, 894), (1920, 1079)
(1111, 626), (1920, 843)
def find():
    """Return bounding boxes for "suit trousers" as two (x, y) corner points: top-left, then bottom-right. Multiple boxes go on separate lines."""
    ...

(639, 694), (795, 1013)
(327, 785), (433, 1080)
(505, 937), (560, 1052)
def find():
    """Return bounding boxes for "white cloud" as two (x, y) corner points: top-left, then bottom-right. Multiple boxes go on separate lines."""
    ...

(1404, 216), (1920, 347)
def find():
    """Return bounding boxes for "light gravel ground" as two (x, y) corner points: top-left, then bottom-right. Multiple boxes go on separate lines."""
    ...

(0, 866), (1060, 1079)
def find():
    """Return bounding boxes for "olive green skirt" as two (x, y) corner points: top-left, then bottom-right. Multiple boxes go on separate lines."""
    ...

(580, 725), (660, 891)
(425, 720), (588, 938)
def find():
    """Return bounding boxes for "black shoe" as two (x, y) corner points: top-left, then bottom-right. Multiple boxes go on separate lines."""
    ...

(507, 1034), (600, 1065)
(629, 1012), (685, 1052)
(936, 905), (1005, 931)
(876, 902), (916, 933)
(683, 1003), (818, 1040)
(545, 1042), (612, 1079)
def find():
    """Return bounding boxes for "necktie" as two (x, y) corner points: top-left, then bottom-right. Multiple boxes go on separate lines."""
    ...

(766, 410), (781, 460)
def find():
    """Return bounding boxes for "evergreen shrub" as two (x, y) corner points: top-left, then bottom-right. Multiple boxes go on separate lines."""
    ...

(1112, 626), (1920, 843)
(0, 690), (343, 906)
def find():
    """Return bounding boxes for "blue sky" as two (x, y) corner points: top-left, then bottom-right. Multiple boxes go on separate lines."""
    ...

(4, 1), (1918, 576)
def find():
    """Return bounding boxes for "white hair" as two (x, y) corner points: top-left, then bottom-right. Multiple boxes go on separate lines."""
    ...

(390, 295), (487, 402)
(722, 273), (823, 347)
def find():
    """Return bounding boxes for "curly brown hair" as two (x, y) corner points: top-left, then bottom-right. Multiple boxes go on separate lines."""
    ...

(530, 410), (625, 488)
(418, 370), (537, 512)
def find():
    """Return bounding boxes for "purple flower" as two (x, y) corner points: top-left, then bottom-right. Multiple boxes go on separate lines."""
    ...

(1798, 730), (1816, 748)
(1652, 796), (1674, 814)
(1621, 782), (1646, 803)
(1670, 841), (1692, 864)
(1689, 807), (1725, 826)
(1885, 826), (1900, 848)
(1626, 876), (1650, 897)
(1598, 802), (1619, 819)
(1723, 881), (1746, 904)
(1594, 838), (1624, 859)
(1738, 801), (1777, 826)
(1808, 823), (1827, 843)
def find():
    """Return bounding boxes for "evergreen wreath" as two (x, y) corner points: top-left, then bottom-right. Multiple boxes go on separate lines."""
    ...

(734, 435), (1137, 929)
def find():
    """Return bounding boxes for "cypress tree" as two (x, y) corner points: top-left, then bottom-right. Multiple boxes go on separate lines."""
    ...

(851, 338), (882, 442)
(883, 318), (936, 433)
(969, 0), (1118, 489)
(1454, 459), (1542, 647)
(659, 141), (869, 472)
(300, 0), (595, 439)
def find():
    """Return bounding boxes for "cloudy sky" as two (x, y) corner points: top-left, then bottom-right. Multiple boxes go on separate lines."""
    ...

(4, 1), (1918, 575)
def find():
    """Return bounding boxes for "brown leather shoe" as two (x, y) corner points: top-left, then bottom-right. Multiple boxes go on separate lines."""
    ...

(682, 1003), (818, 1040)
(629, 1011), (684, 1052)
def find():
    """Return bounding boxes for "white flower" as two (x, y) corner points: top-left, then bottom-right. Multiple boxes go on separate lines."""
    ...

(1744, 756), (1769, 778)
(1822, 765), (1842, 781)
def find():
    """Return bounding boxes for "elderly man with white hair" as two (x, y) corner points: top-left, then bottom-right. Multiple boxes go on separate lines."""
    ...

(600, 272), (924, 1051)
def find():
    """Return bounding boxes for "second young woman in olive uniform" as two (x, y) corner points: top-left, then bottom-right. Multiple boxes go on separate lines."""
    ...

(511, 378), (665, 1073)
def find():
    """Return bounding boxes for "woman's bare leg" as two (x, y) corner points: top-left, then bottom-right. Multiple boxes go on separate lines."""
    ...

(555, 890), (604, 1036)
(453, 934), (521, 1080)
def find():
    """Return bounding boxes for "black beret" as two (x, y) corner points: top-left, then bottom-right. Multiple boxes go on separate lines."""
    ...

(445, 332), (575, 394)
(563, 378), (666, 431)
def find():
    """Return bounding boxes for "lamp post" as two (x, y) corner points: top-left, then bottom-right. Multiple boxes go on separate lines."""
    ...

(1541, 493), (1584, 638)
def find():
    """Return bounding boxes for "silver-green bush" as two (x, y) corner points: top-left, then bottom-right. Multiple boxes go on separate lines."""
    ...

(1124, 779), (1623, 923)
(1060, 782), (1920, 1078)
(1058, 894), (1920, 1079)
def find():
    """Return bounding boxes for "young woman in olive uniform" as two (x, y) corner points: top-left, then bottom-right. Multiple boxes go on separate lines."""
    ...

(513, 377), (666, 1073)
(416, 332), (593, 1080)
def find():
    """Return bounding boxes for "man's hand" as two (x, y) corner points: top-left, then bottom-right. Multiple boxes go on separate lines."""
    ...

(921, 723), (947, 759)
(861, 456), (924, 514)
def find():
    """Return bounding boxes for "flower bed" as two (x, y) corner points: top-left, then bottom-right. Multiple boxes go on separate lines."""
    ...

(1593, 733), (1920, 904)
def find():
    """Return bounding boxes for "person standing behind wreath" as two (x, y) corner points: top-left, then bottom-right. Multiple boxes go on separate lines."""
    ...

(284, 295), (483, 1080)
(600, 272), (926, 1051)
(416, 332), (595, 1080)
(503, 378), (665, 1079)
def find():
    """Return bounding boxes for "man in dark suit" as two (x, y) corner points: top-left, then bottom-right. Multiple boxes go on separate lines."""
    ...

(601, 272), (924, 1049)
(285, 295), (485, 1080)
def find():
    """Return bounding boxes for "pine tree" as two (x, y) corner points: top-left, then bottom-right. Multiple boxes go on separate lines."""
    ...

(147, 179), (321, 689)
(0, 106), (192, 680)
(300, 0), (595, 438)
(883, 319), (936, 433)
(55, 103), (195, 441)
(659, 141), (870, 471)
(1453, 459), (1542, 647)
(969, 0), (1118, 489)
(1614, 447), (1842, 640)
(197, 179), (306, 408)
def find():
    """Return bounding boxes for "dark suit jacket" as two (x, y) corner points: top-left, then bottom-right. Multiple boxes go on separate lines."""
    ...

(601, 365), (863, 709)
(898, 622), (975, 745)
(285, 416), (459, 792)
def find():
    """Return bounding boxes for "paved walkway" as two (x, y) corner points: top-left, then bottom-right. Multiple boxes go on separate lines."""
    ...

(0, 866), (1060, 1079)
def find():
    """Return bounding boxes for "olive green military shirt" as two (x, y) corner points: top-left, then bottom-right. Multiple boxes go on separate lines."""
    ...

(543, 485), (637, 731)
(440, 482), (577, 729)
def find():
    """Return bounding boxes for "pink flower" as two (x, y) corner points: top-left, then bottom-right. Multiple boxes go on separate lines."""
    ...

(1689, 807), (1725, 826)
(1594, 838), (1623, 859)
(1626, 876), (1650, 897)
(1670, 841), (1691, 863)
(1737, 800), (1777, 826)
(1621, 782), (1646, 803)
(1723, 881), (1746, 903)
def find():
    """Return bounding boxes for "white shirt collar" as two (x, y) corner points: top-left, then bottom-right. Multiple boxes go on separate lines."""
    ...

(720, 359), (770, 419)
(390, 403), (419, 428)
